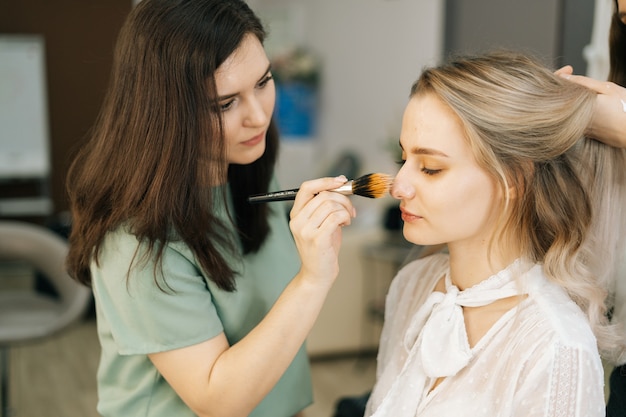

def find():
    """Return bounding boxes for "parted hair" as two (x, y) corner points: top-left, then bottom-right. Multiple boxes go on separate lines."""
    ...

(65, 0), (278, 291)
(411, 51), (626, 361)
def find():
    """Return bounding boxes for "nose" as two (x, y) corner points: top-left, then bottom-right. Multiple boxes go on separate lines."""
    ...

(244, 96), (270, 127)
(391, 168), (415, 200)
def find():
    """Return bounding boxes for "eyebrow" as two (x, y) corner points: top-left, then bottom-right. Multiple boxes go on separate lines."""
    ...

(217, 64), (272, 102)
(398, 140), (449, 157)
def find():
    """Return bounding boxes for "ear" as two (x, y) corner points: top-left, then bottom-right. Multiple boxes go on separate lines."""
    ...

(500, 173), (519, 202)
(506, 161), (533, 200)
(507, 183), (519, 200)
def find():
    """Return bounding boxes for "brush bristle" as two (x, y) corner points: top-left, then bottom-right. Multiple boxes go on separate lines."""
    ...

(352, 173), (393, 198)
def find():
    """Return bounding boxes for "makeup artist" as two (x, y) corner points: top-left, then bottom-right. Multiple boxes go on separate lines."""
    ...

(557, 1), (626, 415)
(64, 1), (355, 416)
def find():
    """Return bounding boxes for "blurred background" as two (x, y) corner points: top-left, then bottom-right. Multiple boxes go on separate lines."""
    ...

(0, 0), (596, 229)
(0, 0), (608, 416)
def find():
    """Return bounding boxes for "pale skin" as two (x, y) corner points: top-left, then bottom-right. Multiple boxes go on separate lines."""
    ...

(148, 34), (356, 417)
(392, 93), (524, 390)
(556, 67), (626, 148)
(555, 0), (626, 148)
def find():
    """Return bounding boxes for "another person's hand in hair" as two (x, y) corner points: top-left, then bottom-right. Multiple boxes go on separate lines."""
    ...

(557, 2), (626, 417)
(555, 66), (626, 148)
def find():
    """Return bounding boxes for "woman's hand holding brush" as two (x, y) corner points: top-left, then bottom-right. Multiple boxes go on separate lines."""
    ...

(289, 176), (356, 288)
(257, 177), (356, 382)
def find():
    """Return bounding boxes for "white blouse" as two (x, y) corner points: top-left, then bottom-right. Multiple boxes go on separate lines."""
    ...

(365, 253), (605, 417)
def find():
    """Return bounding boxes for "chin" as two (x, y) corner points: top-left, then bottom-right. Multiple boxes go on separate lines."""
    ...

(403, 228), (440, 247)
(402, 229), (422, 246)
(230, 146), (266, 165)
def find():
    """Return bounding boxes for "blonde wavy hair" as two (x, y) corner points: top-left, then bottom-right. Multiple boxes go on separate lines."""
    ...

(411, 51), (626, 363)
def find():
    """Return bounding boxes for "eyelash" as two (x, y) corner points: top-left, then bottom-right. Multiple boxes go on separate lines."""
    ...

(258, 74), (273, 88)
(395, 160), (441, 176)
(421, 167), (441, 176)
(220, 100), (234, 112)
(219, 74), (274, 112)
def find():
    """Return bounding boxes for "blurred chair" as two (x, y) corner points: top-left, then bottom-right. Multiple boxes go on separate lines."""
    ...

(0, 220), (91, 417)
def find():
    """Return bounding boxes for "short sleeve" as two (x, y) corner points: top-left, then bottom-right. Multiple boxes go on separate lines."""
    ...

(92, 229), (223, 355)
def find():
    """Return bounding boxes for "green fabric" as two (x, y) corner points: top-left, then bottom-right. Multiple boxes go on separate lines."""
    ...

(91, 182), (312, 417)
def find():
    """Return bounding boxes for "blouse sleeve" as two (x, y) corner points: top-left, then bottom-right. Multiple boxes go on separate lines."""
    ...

(514, 342), (605, 417)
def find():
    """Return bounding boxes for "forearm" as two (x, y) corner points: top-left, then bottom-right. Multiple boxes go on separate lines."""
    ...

(556, 69), (626, 148)
(206, 272), (331, 416)
(586, 93), (626, 148)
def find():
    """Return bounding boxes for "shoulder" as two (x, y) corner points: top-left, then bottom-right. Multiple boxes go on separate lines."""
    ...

(519, 265), (598, 355)
(494, 266), (605, 413)
(500, 264), (603, 397)
(95, 226), (203, 294)
(99, 226), (198, 271)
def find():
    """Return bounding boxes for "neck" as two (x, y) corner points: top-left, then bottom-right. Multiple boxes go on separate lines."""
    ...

(447, 241), (521, 290)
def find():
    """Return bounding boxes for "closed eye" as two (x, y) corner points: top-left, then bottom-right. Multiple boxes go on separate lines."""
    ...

(257, 73), (274, 89)
(421, 167), (441, 175)
(220, 99), (235, 112)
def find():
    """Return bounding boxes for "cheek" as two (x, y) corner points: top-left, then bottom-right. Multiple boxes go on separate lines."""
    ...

(427, 173), (499, 230)
(222, 117), (238, 150)
(263, 86), (276, 116)
(222, 112), (246, 163)
(451, 175), (500, 228)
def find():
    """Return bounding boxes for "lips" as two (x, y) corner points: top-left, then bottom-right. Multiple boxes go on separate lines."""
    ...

(242, 133), (265, 146)
(399, 206), (421, 222)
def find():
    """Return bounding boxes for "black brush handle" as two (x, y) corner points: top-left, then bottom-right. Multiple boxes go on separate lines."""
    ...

(248, 181), (354, 204)
(248, 188), (300, 203)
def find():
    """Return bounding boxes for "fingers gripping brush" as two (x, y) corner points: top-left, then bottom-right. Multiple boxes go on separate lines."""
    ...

(247, 173), (393, 203)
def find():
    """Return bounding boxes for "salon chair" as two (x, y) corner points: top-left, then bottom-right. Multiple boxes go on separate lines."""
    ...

(0, 220), (90, 417)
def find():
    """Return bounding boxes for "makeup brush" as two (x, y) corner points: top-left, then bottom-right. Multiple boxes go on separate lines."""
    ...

(248, 173), (393, 203)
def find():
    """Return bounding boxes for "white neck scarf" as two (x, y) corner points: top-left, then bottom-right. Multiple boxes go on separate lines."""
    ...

(371, 259), (530, 417)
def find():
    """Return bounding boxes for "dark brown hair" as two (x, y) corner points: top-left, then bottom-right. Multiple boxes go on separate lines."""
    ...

(609, 0), (626, 86)
(66, 0), (278, 291)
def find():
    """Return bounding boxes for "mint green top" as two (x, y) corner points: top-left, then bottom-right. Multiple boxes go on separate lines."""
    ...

(91, 184), (312, 417)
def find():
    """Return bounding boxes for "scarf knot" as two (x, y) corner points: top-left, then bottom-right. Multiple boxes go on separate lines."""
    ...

(402, 259), (531, 376)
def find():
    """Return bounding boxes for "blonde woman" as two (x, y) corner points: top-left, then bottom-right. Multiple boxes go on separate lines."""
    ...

(366, 51), (626, 417)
